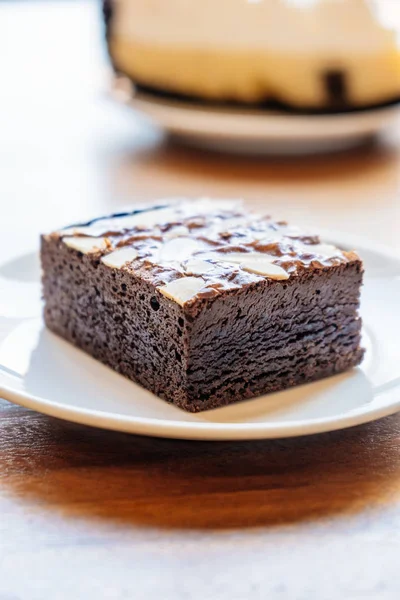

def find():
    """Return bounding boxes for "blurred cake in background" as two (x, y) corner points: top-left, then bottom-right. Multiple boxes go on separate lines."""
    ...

(104, 0), (400, 111)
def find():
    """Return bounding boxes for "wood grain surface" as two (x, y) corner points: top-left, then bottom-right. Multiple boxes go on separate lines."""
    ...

(2, 398), (400, 599)
(1, 2), (400, 599)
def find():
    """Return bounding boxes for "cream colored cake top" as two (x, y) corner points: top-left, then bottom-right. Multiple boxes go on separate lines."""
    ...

(113, 0), (399, 56)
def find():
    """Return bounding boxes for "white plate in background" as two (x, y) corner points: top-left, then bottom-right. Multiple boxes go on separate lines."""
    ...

(0, 232), (399, 440)
(111, 77), (400, 155)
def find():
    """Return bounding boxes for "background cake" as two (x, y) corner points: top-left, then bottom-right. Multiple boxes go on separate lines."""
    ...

(105, 0), (400, 111)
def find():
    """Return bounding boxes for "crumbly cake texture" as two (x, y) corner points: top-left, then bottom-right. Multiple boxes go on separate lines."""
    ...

(41, 199), (364, 413)
(104, 0), (400, 111)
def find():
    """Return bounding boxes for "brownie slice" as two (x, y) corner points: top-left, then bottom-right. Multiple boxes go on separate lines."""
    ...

(41, 200), (364, 412)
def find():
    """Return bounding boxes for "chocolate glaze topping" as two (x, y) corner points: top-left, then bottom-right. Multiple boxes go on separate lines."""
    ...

(55, 199), (358, 305)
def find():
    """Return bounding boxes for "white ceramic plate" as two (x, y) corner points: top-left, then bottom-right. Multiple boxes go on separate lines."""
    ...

(112, 77), (400, 155)
(1, 232), (399, 440)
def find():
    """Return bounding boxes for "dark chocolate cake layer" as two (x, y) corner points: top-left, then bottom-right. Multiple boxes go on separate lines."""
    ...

(41, 200), (364, 412)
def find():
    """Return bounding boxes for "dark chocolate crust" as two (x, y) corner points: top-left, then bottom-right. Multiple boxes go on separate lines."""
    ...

(121, 80), (400, 116)
(41, 203), (364, 412)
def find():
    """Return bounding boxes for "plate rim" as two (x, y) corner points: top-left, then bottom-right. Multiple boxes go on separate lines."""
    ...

(1, 230), (400, 441)
(111, 79), (400, 142)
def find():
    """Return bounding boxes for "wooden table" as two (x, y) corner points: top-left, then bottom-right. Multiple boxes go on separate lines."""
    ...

(1, 2), (400, 598)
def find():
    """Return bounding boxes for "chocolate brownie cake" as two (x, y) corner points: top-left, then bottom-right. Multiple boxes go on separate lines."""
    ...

(41, 200), (364, 412)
